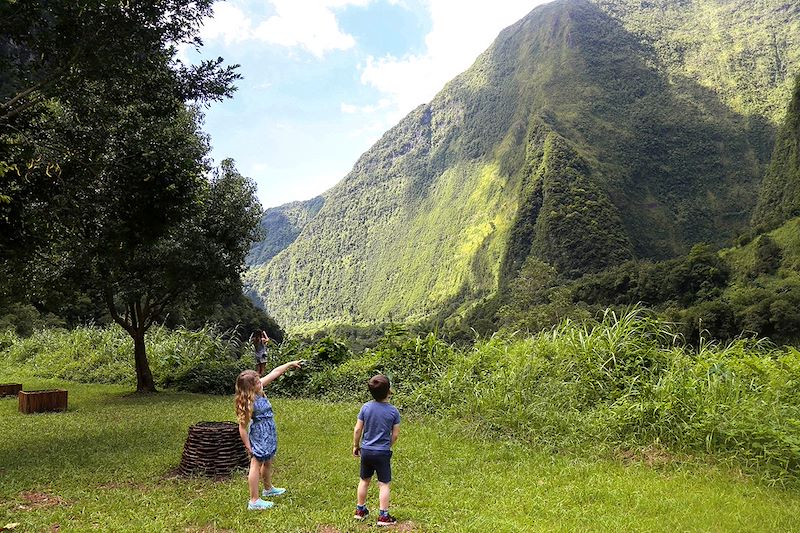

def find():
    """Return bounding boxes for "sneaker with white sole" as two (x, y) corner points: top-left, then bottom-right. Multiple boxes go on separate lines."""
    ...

(262, 487), (286, 498)
(247, 498), (274, 510)
(354, 507), (369, 520)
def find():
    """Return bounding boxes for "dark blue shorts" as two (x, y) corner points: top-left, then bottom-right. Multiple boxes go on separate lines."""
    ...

(360, 449), (392, 483)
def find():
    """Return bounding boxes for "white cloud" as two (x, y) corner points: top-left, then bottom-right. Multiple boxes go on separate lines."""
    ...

(199, 0), (373, 58)
(199, 3), (254, 45)
(359, 0), (553, 115)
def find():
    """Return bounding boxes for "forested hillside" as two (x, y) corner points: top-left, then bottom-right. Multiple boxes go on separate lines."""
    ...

(247, 0), (800, 328)
(753, 74), (800, 231)
(246, 196), (324, 267)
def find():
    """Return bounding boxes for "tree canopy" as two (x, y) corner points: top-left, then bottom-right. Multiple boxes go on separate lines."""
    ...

(0, 0), (264, 391)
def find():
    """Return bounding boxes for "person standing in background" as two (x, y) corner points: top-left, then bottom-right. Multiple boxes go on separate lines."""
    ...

(251, 330), (269, 376)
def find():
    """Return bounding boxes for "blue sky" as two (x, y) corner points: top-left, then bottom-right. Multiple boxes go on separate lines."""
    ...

(182, 0), (552, 208)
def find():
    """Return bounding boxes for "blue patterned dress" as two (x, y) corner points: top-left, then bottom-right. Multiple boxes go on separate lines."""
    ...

(249, 395), (277, 461)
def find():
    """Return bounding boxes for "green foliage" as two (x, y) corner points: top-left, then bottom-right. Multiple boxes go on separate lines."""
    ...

(749, 234), (783, 278)
(247, 0), (798, 328)
(267, 325), (457, 402)
(164, 288), (284, 344)
(0, 1), (255, 392)
(208, 309), (800, 482)
(6, 308), (800, 481)
(0, 303), (66, 336)
(753, 75), (800, 230)
(1, 324), (248, 394)
(611, 339), (800, 481)
(523, 126), (634, 277)
(245, 196), (325, 267)
(0, 0), (239, 289)
(328, 310), (800, 481)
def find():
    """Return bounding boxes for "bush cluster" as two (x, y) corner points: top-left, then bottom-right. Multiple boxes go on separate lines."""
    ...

(4, 310), (800, 482)
(2, 324), (248, 394)
(280, 310), (800, 483)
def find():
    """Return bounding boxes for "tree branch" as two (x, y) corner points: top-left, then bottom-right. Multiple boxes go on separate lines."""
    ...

(104, 287), (134, 336)
(0, 94), (47, 123)
(143, 289), (180, 330)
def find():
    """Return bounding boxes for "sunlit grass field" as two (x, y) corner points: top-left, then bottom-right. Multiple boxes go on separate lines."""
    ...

(2, 372), (800, 532)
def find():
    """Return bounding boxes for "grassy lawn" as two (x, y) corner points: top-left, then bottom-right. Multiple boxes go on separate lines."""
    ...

(2, 373), (800, 532)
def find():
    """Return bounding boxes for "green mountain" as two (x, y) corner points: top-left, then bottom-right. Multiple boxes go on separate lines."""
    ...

(247, 0), (800, 328)
(753, 75), (800, 231)
(246, 196), (325, 267)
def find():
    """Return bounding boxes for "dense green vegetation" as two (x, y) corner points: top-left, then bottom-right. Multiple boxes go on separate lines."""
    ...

(490, 216), (800, 346)
(754, 74), (800, 231)
(505, 123), (633, 279)
(4, 378), (799, 531)
(0, 1), (280, 390)
(1, 325), (249, 394)
(6, 308), (800, 484)
(247, 0), (800, 329)
(268, 311), (800, 485)
(245, 195), (325, 267)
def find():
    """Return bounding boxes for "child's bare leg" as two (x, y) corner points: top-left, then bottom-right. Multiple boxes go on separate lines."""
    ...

(378, 481), (390, 511)
(248, 457), (261, 501)
(260, 458), (274, 490)
(357, 478), (370, 506)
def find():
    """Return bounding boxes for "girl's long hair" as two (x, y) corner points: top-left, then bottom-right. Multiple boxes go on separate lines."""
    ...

(235, 370), (261, 425)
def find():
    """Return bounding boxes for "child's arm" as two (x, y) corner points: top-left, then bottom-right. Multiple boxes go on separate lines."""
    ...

(390, 424), (400, 447)
(352, 419), (364, 456)
(260, 360), (302, 386)
(239, 422), (252, 454)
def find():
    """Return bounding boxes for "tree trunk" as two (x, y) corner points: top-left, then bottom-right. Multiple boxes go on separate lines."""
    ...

(133, 329), (157, 393)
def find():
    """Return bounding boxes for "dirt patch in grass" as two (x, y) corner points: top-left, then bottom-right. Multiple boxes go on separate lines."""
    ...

(15, 491), (70, 511)
(618, 443), (675, 467)
(316, 526), (341, 533)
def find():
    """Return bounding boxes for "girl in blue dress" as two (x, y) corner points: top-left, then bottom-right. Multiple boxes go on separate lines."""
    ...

(235, 361), (302, 510)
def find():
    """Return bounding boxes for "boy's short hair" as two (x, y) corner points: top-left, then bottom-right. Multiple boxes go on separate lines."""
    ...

(368, 374), (391, 400)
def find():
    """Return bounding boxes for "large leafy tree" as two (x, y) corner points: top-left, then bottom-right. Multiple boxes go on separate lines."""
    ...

(0, 1), (263, 392)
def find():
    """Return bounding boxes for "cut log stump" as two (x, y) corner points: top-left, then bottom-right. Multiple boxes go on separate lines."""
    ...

(178, 421), (249, 477)
(0, 383), (22, 397)
(18, 389), (68, 413)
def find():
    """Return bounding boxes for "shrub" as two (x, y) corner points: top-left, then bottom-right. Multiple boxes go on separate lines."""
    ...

(1, 324), (248, 393)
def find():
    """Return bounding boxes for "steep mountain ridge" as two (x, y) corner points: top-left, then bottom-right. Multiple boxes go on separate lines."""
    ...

(753, 75), (800, 230)
(248, 0), (800, 328)
(246, 196), (324, 267)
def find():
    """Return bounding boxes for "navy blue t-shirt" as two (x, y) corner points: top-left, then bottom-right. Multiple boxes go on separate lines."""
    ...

(358, 400), (400, 452)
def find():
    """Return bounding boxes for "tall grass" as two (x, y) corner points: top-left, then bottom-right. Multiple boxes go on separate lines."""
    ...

(275, 309), (800, 483)
(1, 324), (248, 393)
(4, 309), (800, 482)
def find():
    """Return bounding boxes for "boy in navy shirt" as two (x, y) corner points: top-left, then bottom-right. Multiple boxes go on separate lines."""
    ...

(352, 374), (400, 526)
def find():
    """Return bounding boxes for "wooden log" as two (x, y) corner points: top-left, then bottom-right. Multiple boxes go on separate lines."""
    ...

(18, 389), (68, 414)
(0, 383), (22, 397)
(178, 421), (249, 477)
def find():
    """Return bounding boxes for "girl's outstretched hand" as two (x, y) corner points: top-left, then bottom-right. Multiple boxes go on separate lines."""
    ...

(289, 360), (304, 370)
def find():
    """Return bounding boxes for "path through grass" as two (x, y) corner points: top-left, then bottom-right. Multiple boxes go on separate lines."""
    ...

(2, 374), (799, 532)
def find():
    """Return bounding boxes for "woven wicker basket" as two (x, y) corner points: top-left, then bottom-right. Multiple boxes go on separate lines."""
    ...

(178, 421), (249, 477)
